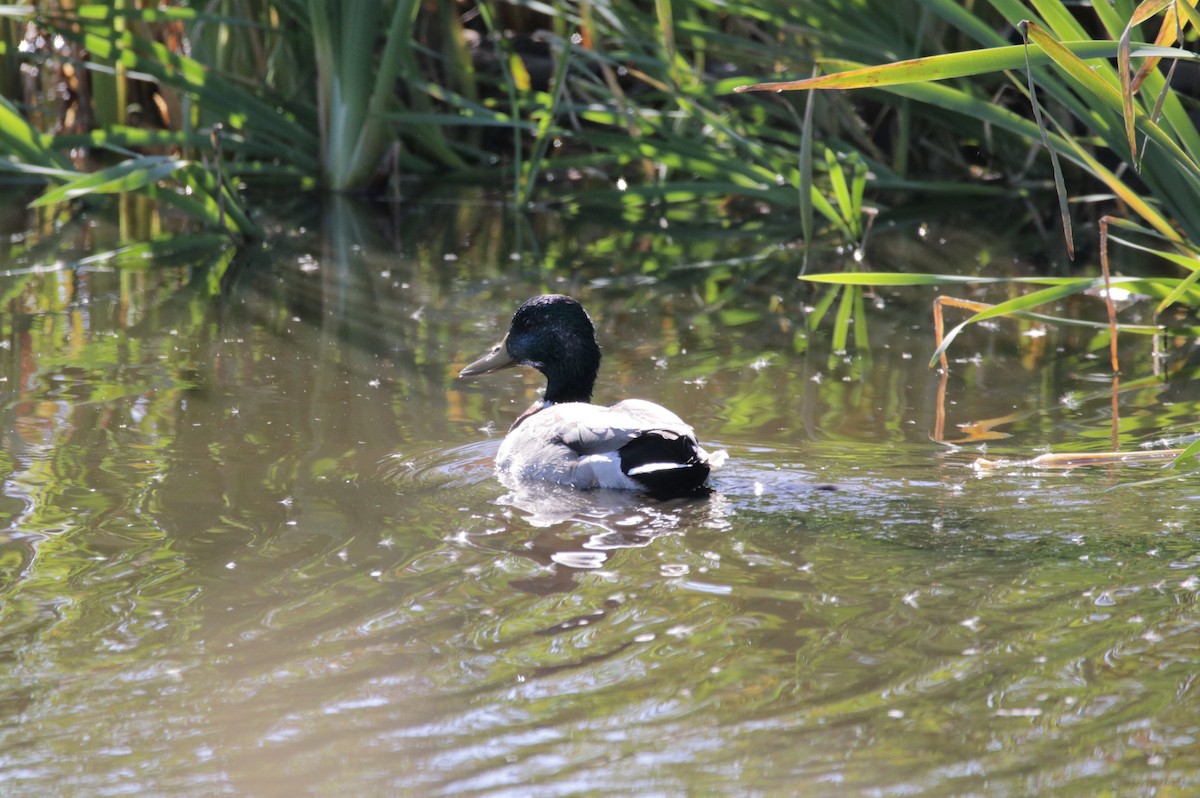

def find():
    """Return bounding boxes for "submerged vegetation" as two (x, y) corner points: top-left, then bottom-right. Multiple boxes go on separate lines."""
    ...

(0, 0), (1198, 381)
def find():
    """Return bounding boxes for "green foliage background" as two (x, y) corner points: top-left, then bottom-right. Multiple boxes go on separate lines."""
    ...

(0, 2), (1123, 223)
(1, 0), (1199, 360)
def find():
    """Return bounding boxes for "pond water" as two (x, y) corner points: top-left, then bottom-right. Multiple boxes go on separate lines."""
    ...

(1, 194), (1198, 796)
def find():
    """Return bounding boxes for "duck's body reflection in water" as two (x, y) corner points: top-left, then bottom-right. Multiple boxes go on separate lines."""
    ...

(381, 437), (731, 596)
(490, 476), (731, 595)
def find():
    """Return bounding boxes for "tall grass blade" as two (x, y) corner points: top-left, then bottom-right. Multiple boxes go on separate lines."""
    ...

(824, 148), (855, 233)
(1132, 0), (1198, 91)
(1024, 22), (1200, 180)
(1117, 0), (1173, 159)
(29, 157), (189, 206)
(832, 282), (855, 353)
(1020, 21), (1074, 259)
(731, 42), (1194, 94)
(806, 284), (842, 333)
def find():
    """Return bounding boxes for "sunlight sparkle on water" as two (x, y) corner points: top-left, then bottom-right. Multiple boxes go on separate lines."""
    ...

(7, 196), (1200, 798)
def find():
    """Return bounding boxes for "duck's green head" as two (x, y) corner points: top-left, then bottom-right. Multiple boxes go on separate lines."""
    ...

(460, 294), (601, 404)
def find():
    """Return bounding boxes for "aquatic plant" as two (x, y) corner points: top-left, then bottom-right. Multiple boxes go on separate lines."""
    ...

(2, 0), (1198, 323)
(0, 2), (1025, 237)
(736, 0), (1200, 371)
(0, 4), (262, 237)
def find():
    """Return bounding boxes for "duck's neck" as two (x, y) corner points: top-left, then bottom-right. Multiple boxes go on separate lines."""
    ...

(541, 354), (597, 405)
(543, 375), (595, 404)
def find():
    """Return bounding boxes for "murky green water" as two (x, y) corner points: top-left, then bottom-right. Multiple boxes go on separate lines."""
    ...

(1, 195), (1198, 796)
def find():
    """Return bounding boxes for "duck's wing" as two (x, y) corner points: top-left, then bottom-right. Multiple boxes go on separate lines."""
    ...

(606, 398), (728, 474)
(556, 399), (694, 456)
(497, 403), (638, 489)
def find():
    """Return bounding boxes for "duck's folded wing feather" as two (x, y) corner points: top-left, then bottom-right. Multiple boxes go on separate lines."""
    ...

(558, 416), (645, 456)
(553, 400), (696, 457)
(608, 399), (692, 429)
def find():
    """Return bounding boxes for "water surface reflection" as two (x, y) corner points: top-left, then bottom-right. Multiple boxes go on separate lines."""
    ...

(0, 197), (1197, 796)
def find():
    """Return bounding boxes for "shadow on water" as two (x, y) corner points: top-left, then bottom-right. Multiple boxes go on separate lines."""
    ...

(0, 192), (1198, 796)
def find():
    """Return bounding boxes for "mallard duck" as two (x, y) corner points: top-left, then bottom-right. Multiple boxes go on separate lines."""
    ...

(460, 294), (726, 495)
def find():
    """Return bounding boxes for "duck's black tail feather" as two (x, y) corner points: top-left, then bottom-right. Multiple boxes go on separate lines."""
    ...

(619, 430), (712, 497)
